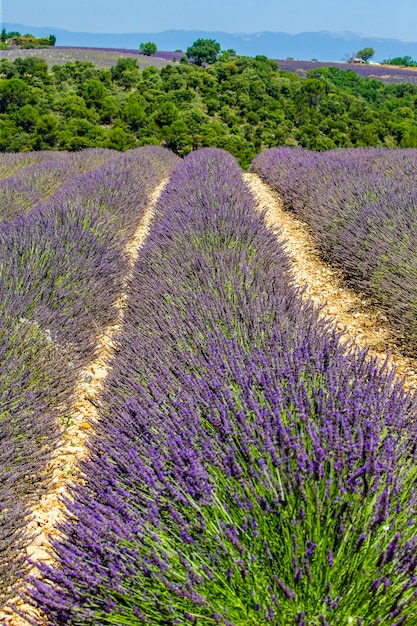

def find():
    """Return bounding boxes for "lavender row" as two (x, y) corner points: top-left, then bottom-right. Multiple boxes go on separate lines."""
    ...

(31, 148), (417, 625)
(0, 146), (179, 607)
(250, 147), (417, 352)
(0, 151), (66, 181)
(0, 148), (116, 221)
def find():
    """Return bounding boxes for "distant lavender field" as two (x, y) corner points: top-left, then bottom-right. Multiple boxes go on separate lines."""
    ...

(277, 58), (417, 84)
(0, 46), (175, 69)
(1, 46), (417, 84)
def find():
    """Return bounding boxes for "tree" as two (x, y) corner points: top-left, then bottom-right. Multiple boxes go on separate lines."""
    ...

(186, 39), (221, 65)
(382, 56), (416, 67)
(49, 34), (56, 46)
(299, 78), (327, 107)
(356, 47), (375, 62)
(122, 96), (146, 131)
(111, 57), (140, 88)
(1, 28), (6, 43)
(218, 48), (236, 62)
(0, 78), (34, 112)
(78, 79), (108, 109)
(139, 42), (157, 56)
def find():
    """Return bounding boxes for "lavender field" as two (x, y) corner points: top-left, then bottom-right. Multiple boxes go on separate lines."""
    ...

(0, 46), (174, 69)
(2, 146), (417, 625)
(277, 59), (417, 85)
(250, 147), (417, 353)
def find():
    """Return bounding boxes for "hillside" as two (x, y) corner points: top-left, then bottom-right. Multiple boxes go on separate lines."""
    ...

(3, 46), (417, 85)
(1, 52), (417, 166)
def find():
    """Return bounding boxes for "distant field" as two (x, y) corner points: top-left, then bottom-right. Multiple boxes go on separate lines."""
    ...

(277, 58), (417, 84)
(1, 46), (417, 83)
(0, 45), (175, 69)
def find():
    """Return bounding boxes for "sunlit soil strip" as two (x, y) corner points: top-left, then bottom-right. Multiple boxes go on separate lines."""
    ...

(245, 172), (417, 393)
(3, 179), (167, 626)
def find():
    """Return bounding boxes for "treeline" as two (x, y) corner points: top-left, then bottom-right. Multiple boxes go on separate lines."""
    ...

(0, 28), (56, 49)
(1, 54), (417, 166)
(382, 56), (417, 67)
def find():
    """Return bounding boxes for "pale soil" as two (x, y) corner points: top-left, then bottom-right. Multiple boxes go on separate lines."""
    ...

(245, 173), (417, 392)
(1, 180), (167, 626)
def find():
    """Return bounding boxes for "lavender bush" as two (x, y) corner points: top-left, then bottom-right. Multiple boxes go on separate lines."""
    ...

(250, 147), (417, 352)
(0, 146), (179, 607)
(0, 150), (66, 180)
(0, 148), (116, 221)
(30, 148), (417, 625)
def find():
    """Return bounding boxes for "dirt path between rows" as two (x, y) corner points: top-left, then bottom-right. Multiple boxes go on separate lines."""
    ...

(1, 180), (167, 626)
(245, 172), (417, 392)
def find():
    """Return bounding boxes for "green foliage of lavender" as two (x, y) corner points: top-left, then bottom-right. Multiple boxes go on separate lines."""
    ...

(250, 147), (417, 352)
(0, 146), (179, 606)
(30, 149), (417, 625)
(0, 150), (64, 180)
(0, 148), (116, 221)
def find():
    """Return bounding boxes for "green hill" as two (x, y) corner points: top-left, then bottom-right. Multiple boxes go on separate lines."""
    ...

(1, 51), (417, 166)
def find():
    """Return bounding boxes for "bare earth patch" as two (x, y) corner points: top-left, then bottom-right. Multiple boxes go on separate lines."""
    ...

(245, 172), (417, 392)
(1, 180), (167, 626)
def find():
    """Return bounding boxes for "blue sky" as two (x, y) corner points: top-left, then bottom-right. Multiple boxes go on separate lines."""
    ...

(2, 0), (416, 41)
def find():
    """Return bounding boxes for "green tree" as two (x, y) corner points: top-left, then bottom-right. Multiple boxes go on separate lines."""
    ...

(139, 42), (157, 56)
(49, 34), (56, 46)
(122, 96), (146, 131)
(100, 96), (119, 124)
(33, 114), (59, 148)
(111, 57), (140, 88)
(15, 104), (39, 131)
(186, 39), (221, 65)
(60, 94), (91, 120)
(218, 49), (236, 62)
(1, 28), (6, 43)
(105, 126), (136, 150)
(299, 78), (327, 107)
(78, 79), (108, 109)
(0, 78), (34, 112)
(382, 56), (416, 67)
(111, 57), (138, 78)
(153, 101), (178, 127)
(356, 47), (375, 62)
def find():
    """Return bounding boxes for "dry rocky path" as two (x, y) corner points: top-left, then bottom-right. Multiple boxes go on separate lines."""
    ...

(245, 172), (417, 393)
(1, 180), (168, 626)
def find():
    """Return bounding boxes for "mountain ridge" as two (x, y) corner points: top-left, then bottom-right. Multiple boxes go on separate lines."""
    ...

(3, 22), (417, 62)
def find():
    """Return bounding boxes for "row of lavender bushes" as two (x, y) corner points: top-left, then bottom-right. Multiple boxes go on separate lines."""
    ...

(0, 151), (68, 181)
(0, 146), (179, 607)
(250, 147), (417, 353)
(0, 148), (120, 221)
(30, 148), (417, 625)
